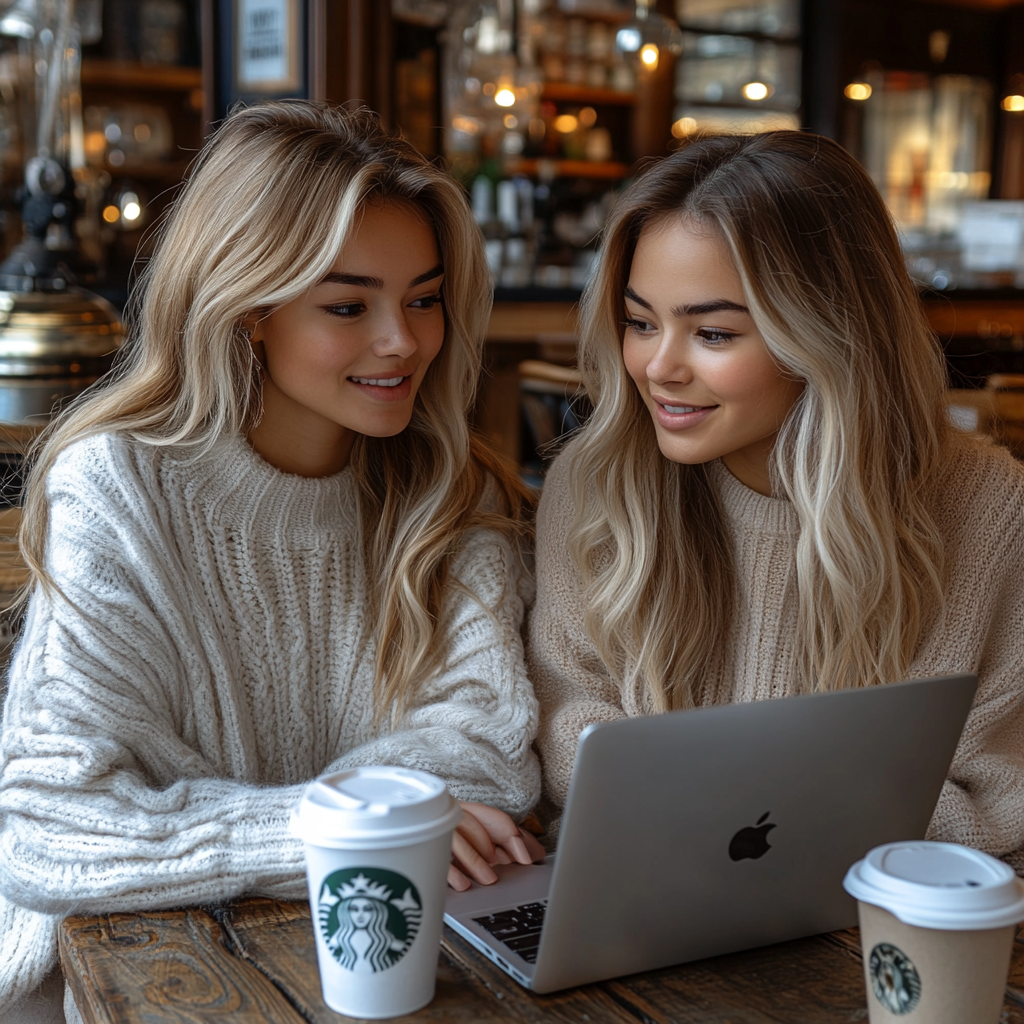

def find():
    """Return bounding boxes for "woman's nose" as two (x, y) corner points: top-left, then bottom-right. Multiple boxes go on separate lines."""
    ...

(372, 309), (419, 358)
(646, 335), (693, 385)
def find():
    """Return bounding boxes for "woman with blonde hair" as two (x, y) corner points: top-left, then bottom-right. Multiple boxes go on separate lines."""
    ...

(529, 131), (1024, 865)
(0, 100), (542, 1018)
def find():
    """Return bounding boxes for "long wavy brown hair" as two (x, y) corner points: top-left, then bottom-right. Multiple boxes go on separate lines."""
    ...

(568, 131), (950, 711)
(20, 100), (533, 721)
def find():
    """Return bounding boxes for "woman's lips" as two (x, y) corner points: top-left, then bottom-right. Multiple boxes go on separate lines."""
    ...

(652, 398), (716, 430)
(348, 375), (413, 402)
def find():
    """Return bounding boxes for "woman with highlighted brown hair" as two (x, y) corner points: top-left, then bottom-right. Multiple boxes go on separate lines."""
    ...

(0, 101), (542, 1018)
(528, 132), (1024, 864)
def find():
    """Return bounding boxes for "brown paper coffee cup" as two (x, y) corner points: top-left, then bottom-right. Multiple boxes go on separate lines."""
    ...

(857, 901), (1013, 1024)
(844, 842), (1024, 1024)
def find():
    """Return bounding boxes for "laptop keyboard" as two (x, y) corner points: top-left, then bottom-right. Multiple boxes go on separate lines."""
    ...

(472, 900), (548, 964)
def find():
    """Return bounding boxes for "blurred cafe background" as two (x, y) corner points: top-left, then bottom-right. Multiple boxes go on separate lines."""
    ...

(0, 0), (1021, 624)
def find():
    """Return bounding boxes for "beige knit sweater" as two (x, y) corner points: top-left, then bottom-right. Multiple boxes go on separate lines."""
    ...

(528, 437), (1024, 870)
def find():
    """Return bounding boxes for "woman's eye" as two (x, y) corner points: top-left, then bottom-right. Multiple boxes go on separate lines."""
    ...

(697, 328), (737, 345)
(410, 293), (443, 310)
(623, 316), (654, 334)
(325, 302), (365, 318)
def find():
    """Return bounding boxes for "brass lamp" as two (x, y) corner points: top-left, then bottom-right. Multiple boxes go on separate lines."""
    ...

(0, 0), (122, 432)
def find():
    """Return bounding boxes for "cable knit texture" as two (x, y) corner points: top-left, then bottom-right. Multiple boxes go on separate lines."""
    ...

(528, 438), (1024, 869)
(0, 431), (540, 1010)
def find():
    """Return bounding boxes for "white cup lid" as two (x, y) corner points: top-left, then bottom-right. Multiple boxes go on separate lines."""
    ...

(844, 841), (1024, 930)
(290, 766), (462, 849)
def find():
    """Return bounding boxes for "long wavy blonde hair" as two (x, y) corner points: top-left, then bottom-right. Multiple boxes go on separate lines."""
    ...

(21, 100), (532, 719)
(569, 131), (950, 712)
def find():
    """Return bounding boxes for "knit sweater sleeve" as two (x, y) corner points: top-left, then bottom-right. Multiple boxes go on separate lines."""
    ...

(324, 524), (541, 819)
(526, 452), (626, 810)
(923, 449), (1024, 869)
(0, 438), (310, 916)
(1, 438), (543, 921)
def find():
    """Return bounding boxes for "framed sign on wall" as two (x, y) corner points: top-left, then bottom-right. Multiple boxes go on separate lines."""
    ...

(201, 0), (395, 131)
(203, 0), (309, 125)
(235, 0), (302, 94)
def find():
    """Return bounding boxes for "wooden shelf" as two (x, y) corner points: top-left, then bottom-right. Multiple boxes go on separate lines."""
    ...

(924, 299), (1024, 339)
(487, 302), (579, 342)
(676, 96), (800, 114)
(679, 25), (801, 44)
(553, 1), (632, 23)
(81, 60), (202, 92)
(542, 83), (636, 106)
(95, 158), (192, 182)
(509, 157), (630, 180)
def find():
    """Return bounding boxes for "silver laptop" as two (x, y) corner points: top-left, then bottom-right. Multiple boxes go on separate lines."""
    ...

(445, 674), (978, 993)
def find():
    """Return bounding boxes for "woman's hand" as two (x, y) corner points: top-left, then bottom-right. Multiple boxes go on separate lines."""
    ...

(448, 801), (546, 891)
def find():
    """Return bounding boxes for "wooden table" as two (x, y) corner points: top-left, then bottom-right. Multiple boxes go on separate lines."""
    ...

(59, 898), (1024, 1023)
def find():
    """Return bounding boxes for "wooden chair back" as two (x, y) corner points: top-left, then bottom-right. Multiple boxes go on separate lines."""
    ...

(946, 375), (1024, 458)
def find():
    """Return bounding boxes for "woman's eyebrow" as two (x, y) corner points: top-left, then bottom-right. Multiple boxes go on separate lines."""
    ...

(672, 299), (749, 317)
(624, 285), (653, 311)
(409, 264), (444, 287)
(320, 272), (384, 289)
(317, 264), (444, 289)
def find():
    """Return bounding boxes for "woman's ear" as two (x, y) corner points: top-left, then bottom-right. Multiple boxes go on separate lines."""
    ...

(240, 314), (258, 341)
(241, 316), (267, 368)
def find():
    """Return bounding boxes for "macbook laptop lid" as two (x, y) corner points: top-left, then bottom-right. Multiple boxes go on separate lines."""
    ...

(445, 674), (978, 993)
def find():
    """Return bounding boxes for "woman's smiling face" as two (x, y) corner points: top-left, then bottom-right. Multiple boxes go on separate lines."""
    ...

(249, 202), (445, 477)
(621, 216), (804, 495)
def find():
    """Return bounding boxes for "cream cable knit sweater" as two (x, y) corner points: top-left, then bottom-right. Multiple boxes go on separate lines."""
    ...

(528, 438), (1024, 869)
(0, 432), (540, 1011)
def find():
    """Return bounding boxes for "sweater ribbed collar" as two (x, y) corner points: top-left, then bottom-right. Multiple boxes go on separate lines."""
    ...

(707, 459), (799, 537)
(192, 432), (359, 529)
(219, 432), (355, 488)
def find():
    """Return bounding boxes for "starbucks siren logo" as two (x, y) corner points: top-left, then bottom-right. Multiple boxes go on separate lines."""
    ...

(869, 942), (922, 1016)
(318, 868), (423, 973)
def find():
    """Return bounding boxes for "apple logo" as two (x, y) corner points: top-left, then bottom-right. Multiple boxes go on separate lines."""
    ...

(728, 812), (776, 861)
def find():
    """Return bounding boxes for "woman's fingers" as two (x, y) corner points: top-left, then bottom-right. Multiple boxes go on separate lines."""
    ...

(518, 827), (547, 863)
(447, 803), (547, 890)
(457, 802), (547, 867)
(502, 833), (533, 864)
(451, 829), (498, 886)
(447, 862), (472, 891)
(459, 801), (518, 838)
(455, 803), (498, 862)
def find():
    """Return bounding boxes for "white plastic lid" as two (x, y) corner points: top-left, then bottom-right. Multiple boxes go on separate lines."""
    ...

(290, 766), (462, 850)
(844, 841), (1024, 930)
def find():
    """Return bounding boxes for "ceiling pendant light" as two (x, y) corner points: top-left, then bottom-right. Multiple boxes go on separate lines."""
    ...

(615, 0), (683, 74)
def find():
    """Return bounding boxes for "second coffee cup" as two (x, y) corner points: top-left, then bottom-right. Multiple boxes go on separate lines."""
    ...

(843, 840), (1024, 1024)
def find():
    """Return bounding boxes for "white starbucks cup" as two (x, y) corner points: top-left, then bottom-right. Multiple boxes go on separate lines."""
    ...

(843, 841), (1024, 1024)
(291, 766), (462, 1019)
